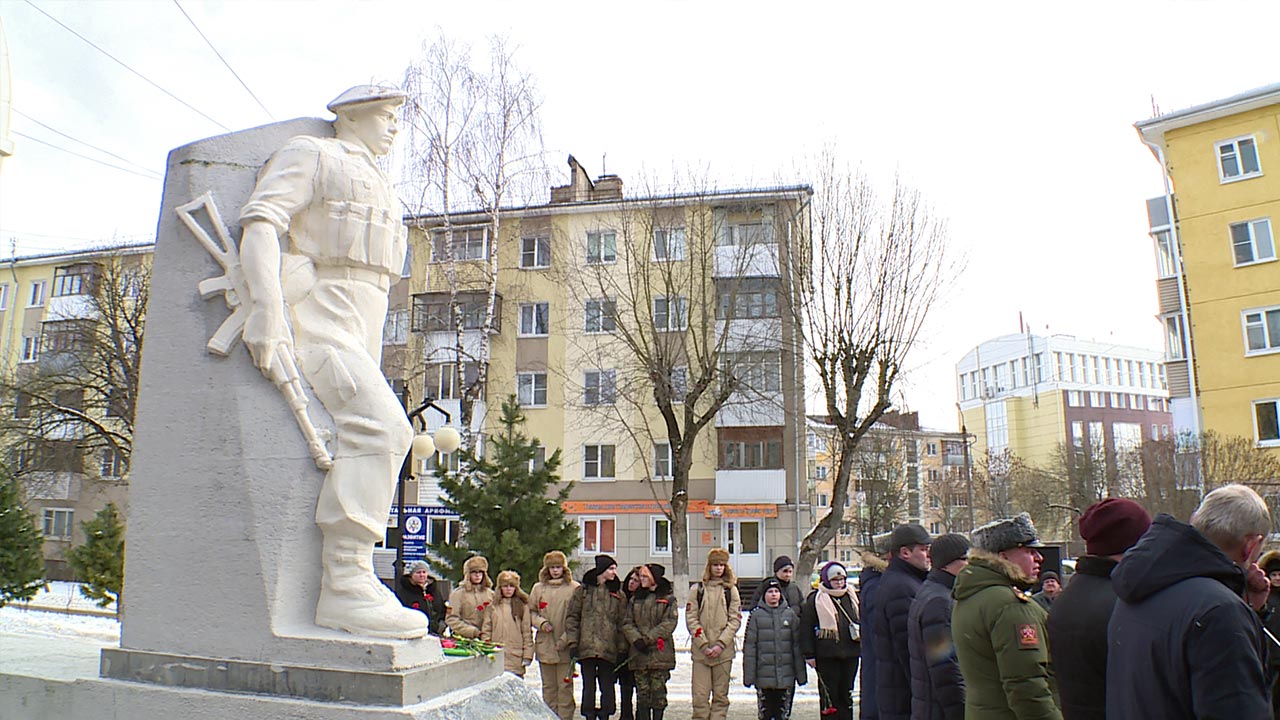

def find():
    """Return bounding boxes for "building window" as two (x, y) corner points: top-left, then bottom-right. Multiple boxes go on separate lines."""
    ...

(1153, 230), (1177, 278)
(0, 283), (8, 311)
(929, 521), (941, 535)
(815, 465), (828, 481)
(519, 302), (550, 337)
(425, 362), (481, 401)
(725, 351), (782, 394)
(1217, 136), (1262, 182)
(53, 263), (98, 297)
(581, 517), (616, 554)
(583, 369), (616, 406)
(528, 445), (547, 472)
(586, 231), (617, 265)
(716, 278), (780, 320)
(422, 450), (462, 475)
(520, 237), (551, 269)
(1067, 390), (1082, 407)
(1230, 218), (1275, 266)
(43, 508), (73, 540)
(29, 280), (46, 307)
(429, 516), (462, 546)
(666, 366), (688, 404)
(926, 442), (938, 456)
(101, 447), (129, 477)
(1256, 400), (1280, 446)
(1243, 306), (1280, 355)
(431, 227), (487, 262)
(719, 222), (767, 247)
(723, 440), (783, 469)
(583, 445), (616, 480)
(383, 309), (408, 345)
(985, 401), (1009, 454)
(517, 372), (547, 407)
(411, 293), (500, 333)
(816, 492), (829, 507)
(584, 299), (617, 333)
(21, 336), (39, 363)
(653, 296), (688, 331)
(653, 227), (686, 261)
(41, 320), (93, 355)
(1164, 314), (1187, 360)
(654, 442), (672, 478)
(651, 516), (671, 555)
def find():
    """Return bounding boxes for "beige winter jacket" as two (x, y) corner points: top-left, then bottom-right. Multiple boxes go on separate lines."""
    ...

(687, 571), (742, 666)
(529, 568), (580, 664)
(482, 597), (534, 675)
(446, 556), (494, 639)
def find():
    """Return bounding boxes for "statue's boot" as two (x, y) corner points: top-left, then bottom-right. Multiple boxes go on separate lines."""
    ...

(315, 532), (426, 638)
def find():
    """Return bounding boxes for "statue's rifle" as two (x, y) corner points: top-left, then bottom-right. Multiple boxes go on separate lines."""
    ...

(176, 192), (333, 470)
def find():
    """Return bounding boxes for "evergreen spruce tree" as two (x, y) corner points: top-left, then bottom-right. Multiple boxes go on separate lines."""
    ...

(65, 502), (124, 612)
(428, 396), (578, 586)
(0, 473), (46, 607)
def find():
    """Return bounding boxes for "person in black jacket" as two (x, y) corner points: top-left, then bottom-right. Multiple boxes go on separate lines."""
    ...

(394, 560), (448, 635)
(1046, 498), (1150, 720)
(858, 540), (890, 720)
(799, 561), (861, 720)
(1108, 485), (1272, 720)
(748, 555), (806, 611)
(872, 523), (931, 720)
(1262, 549), (1280, 719)
(906, 533), (969, 720)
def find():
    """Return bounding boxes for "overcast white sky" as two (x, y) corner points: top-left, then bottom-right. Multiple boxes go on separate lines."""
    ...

(2, 1), (1278, 429)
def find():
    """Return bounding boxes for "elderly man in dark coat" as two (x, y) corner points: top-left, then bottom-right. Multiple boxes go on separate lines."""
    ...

(872, 523), (932, 720)
(1045, 498), (1150, 720)
(1108, 485), (1272, 720)
(858, 535), (891, 720)
(907, 533), (969, 720)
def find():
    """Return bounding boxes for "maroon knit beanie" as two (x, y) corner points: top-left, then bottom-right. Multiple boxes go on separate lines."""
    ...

(1079, 498), (1152, 556)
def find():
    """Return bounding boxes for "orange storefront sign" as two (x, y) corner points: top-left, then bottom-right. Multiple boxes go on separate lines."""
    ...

(561, 499), (776, 518)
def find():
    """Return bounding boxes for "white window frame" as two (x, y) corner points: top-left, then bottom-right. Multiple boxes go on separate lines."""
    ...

(28, 280), (46, 307)
(1153, 229), (1177, 278)
(1254, 399), (1280, 447)
(518, 302), (550, 337)
(653, 296), (688, 332)
(430, 226), (488, 262)
(1217, 135), (1263, 183)
(20, 336), (39, 363)
(517, 371), (548, 407)
(586, 231), (617, 265)
(652, 227), (686, 261)
(0, 283), (8, 311)
(382, 309), (408, 345)
(528, 445), (546, 472)
(1243, 305), (1280, 356)
(583, 445), (616, 481)
(583, 369), (616, 406)
(101, 447), (129, 477)
(1230, 218), (1275, 267)
(654, 442), (672, 478)
(1164, 314), (1187, 360)
(520, 236), (551, 269)
(584, 299), (617, 334)
(580, 516), (616, 554)
(650, 515), (672, 556)
(43, 508), (74, 540)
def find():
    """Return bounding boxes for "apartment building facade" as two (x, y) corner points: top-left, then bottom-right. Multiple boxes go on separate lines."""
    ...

(396, 158), (812, 580)
(957, 333), (1172, 476)
(807, 412), (971, 565)
(1136, 83), (1280, 457)
(1, 244), (149, 577)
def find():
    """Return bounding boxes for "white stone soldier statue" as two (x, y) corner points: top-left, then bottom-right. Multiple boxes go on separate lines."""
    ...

(238, 85), (422, 638)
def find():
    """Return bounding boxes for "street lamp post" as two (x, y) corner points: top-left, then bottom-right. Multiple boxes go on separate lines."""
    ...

(393, 390), (462, 580)
(956, 403), (976, 532)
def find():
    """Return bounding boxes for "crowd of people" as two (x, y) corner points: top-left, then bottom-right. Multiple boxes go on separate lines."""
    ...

(393, 482), (1280, 720)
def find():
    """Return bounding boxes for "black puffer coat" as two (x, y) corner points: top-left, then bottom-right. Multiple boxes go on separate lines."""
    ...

(1108, 514), (1269, 720)
(1045, 555), (1119, 720)
(395, 573), (448, 636)
(743, 596), (807, 690)
(872, 557), (927, 720)
(906, 569), (963, 720)
(798, 588), (861, 660)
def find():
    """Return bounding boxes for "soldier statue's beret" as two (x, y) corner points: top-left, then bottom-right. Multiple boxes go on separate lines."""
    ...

(327, 84), (407, 114)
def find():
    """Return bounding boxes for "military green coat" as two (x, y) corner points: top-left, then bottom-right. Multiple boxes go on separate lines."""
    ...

(951, 551), (1062, 720)
(621, 579), (678, 671)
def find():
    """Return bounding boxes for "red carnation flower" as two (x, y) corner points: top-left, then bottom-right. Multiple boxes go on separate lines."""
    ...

(412, 602), (420, 609)
(694, 628), (703, 638)
(656, 638), (665, 651)
(425, 594), (434, 602)
(822, 708), (838, 716)
(539, 601), (548, 609)
(477, 604), (486, 612)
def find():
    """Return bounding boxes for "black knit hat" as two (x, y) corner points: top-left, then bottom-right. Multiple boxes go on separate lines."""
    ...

(930, 533), (970, 569)
(594, 554), (617, 573)
(645, 563), (666, 580)
(773, 555), (795, 573)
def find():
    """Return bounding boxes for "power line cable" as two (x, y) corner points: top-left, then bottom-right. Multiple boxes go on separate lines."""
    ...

(12, 108), (161, 175)
(23, 0), (231, 132)
(172, 0), (274, 121)
(13, 131), (163, 180)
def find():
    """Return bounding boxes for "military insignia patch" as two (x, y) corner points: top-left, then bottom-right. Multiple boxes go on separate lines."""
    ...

(1017, 623), (1040, 648)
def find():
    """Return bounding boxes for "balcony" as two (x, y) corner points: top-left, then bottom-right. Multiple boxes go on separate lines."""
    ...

(714, 244), (779, 278)
(715, 468), (786, 504)
(47, 294), (98, 321)
(716, 395), (785, 427)
(718, 318), (783, 352)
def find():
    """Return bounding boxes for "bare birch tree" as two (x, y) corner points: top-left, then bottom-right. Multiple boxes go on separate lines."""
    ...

(400, 33), (545, 445)
(557, 177), (806, 595)
(791, 155), (952, 579)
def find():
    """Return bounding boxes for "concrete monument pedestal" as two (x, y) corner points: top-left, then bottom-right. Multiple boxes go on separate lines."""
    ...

(0, 115), (556, 719)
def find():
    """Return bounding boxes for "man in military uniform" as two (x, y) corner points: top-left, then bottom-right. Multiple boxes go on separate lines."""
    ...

(239, 85), (420, 638)
(951, 513), (1061, 720)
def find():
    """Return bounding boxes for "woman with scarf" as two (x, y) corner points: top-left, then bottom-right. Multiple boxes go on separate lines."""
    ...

(799, 561), (862, 720)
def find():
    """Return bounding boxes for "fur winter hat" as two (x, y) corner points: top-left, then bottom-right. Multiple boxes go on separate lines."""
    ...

(542, 550), (568, 569)
(971, 513), (1044, 553)
(1261, 550), (1280, 575)
(495, 570), (528, 600)
(462, 555), (492, 588)
(707, 547), (731, 565)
